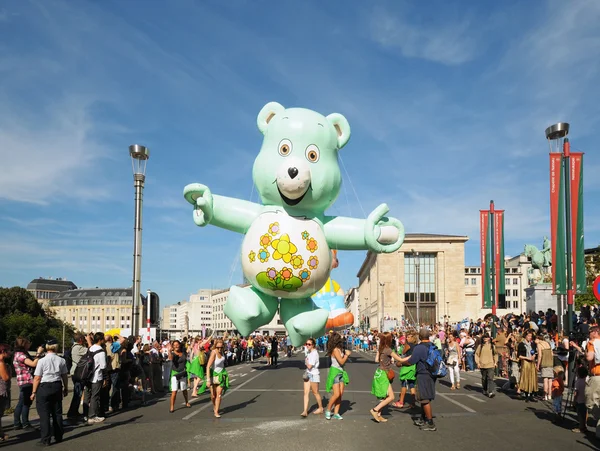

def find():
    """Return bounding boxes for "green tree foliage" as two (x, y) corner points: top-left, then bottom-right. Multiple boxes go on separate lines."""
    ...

(575, 245), (600, 311)
(0, 287), (74, 350)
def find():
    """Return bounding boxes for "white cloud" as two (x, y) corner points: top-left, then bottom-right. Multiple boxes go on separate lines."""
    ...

(368, 8), (479, 65)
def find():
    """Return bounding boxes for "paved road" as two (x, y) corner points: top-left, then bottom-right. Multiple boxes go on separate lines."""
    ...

(2, 351), (599, 450)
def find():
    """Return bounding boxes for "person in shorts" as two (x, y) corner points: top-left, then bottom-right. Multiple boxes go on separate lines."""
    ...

(397, 328), (437, 431)
(301, 338), (324, 417)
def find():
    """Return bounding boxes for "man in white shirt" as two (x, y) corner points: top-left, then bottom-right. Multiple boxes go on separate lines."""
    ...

(82, 332), (107, 424)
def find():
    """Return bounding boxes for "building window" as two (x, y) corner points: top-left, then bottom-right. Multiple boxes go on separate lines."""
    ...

(470, 268), (477, 274)
(404, 253), (436, 305)
(513, 300), (519, 309)
(465, 279), (469, 286)
(512, 289), (518, 297)
(513, 278), (518, 285)
(471, 278), (476, 285)
(506, 290), (511, 297)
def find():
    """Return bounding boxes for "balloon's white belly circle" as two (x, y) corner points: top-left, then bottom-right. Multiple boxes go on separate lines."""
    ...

(241, 212), (331, 299)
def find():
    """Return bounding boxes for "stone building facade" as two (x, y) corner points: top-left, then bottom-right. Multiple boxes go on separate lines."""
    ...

(356, 233), (469, 329)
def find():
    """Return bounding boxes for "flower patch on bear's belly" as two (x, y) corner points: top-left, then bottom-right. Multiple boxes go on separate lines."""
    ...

(241, 213), (330, 298)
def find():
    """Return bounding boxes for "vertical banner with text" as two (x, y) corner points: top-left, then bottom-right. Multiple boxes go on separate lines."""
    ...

(480, 211), (492, 308)
(550, 153), (567, 294)
(494, 211), (506, 309)
(570, 153), (586, 293)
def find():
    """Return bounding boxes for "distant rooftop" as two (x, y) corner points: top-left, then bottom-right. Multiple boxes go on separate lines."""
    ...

(27, 277), (77, 292)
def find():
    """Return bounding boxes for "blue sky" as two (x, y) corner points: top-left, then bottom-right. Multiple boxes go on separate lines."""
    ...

(1, 0), (599, 309)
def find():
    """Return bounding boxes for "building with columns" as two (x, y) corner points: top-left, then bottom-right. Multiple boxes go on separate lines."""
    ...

(357, 233), (469, 329)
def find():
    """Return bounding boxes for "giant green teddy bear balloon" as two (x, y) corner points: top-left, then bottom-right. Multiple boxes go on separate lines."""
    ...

(184, 102), (405, 346)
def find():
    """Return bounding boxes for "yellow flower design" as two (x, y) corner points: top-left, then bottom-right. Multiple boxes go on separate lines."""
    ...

(301, 231), (310, 240)
(291, 254), (304, 269)
(259, 234), (272, 248)
(307, 256), (319, 270)
(268, 222), (280, 236)
(258, 249), (270, 263)
(299, 268), (311, 282)
(280, 267), (293, 281)
(306, 238), (318, 253)
(248, 251), (256, 263)
(271, 234), (298, 263)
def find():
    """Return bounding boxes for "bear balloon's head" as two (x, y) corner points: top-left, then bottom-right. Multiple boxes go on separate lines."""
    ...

(252, 102), (351, 214)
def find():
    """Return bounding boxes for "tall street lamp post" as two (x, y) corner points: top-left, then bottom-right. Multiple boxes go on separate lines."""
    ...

(412, 249), (420, 327)
(130, 144), (149, 336)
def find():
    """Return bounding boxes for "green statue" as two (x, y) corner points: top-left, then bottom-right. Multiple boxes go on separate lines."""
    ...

(183, 102), (405, 346)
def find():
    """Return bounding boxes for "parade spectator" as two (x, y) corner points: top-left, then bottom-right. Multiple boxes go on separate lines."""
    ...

(493, 328), (508, 377)
(397, 328), (437, 431)
(301, 338), (323, 417)
(0, 344), (11, 443)
(475, 334), (498, 398)
(83, 332), (107, 424)
(168, 340), (191, 413)
(572, 365), (589, 433)
(536, 334), (554, 401)
(13, 337), (43, 430)
(446, 333), (462, 391)
(31, 339), (68, 446)
(394, 333), (417, 408)
(551, 366), (565, 423)
(66, 333), (87, 420)
(518, 330), (538, 403)
(325, 332), (350, 420)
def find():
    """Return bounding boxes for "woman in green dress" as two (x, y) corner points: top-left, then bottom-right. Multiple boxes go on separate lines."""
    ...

(188, 336), (210, 397)
(206, 339), (230, 418)
(370, 332), (403, 423)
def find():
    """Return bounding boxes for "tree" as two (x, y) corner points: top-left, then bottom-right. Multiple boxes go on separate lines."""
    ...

(0, 287), (75, 350)
(0, 287), (45, 319)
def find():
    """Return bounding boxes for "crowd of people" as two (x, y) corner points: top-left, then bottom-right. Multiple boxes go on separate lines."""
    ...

(0, 331), (286, 446)
(2, 305), (600, 444)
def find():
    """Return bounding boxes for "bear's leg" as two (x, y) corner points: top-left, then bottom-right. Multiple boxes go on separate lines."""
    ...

(279, 299), (329, 347)
(224, 286), (278, 337)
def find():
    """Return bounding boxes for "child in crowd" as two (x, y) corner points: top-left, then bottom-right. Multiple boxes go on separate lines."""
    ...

(572, 365), (589, 434)
(551, 366), (565, 423)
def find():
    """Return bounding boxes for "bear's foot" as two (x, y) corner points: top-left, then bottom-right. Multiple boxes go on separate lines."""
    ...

(280, 299), (329, 347)
(224, 286), (278, 336)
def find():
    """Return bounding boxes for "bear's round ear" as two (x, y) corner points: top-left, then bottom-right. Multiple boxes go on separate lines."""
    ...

(326, 113), (351, 149)
(257, 102), (285, 135)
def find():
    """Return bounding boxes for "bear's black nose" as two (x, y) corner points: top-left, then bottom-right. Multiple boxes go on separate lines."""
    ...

(288, 167), (299, 179)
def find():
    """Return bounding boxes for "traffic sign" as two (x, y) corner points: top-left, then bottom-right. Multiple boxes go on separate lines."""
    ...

(594, 276), (600, 302)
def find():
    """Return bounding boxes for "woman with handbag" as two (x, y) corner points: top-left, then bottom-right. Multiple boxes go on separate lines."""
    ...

(301, 338), (324, 417)
(206, 339), (230, 418)
(325, 332), (351, 420)
(518, 330), (538, 402)
(168, 340), (191, 413)
(370, 332), (403, 423)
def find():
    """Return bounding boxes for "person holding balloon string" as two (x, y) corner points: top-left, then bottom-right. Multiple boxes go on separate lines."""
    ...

(206, 339), (230, 418)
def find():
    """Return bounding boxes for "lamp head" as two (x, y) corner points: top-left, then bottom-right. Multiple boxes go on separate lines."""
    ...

(129, 144), (150, 176)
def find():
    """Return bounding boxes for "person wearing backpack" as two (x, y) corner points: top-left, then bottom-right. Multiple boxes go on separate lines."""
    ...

(397, 328), (437, 432)
(66, 333), (88, 421)
(81, 332), (107, 424)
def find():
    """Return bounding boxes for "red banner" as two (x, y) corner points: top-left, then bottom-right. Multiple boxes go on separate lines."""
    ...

(549, 153), (566, 294)
(570, 152), (585, 293)
(480, 211), (491, 308)
(494, 211), (505, 308)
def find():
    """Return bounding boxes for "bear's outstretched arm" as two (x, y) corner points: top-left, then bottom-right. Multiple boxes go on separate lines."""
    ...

(323, 204), (404, 253)
(211, 194), (263, 234)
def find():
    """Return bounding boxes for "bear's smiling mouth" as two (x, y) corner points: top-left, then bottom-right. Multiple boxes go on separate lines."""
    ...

(275, 181), (311, 206)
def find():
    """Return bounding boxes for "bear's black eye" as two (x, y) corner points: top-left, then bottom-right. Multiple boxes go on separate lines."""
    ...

(279, 139), (292, 156)
(305, 144), (320, 163)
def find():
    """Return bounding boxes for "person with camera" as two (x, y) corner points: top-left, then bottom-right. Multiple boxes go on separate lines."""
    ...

(30, 339), (69, 446)
(13, 337), (44, 430)
(570, 325), (600, 420)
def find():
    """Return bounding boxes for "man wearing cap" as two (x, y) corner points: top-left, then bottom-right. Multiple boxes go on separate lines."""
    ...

(30, 339), (68, 446)
(397, 328), (437, 432)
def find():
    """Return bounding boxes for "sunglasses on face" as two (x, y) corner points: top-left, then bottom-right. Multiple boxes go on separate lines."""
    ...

(216, 346), (223, 349)
(305, 343), (313, 346)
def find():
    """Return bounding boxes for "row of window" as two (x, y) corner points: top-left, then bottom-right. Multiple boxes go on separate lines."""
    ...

(465, 277), (521, 286)
(465, 267), (520, 274)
